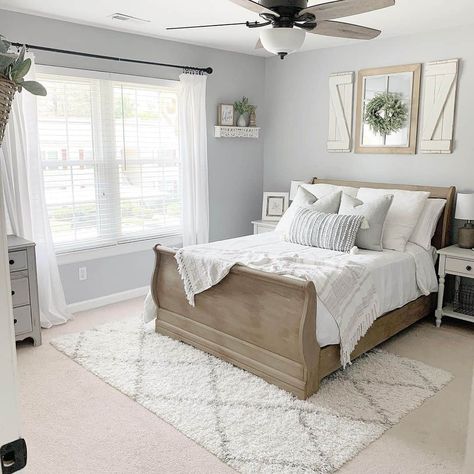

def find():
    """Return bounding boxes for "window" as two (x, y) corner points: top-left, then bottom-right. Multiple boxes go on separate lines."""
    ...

(36, 69), (181, 253)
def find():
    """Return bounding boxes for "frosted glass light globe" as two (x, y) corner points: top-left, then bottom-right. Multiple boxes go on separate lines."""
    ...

(260, 28), (306, 58)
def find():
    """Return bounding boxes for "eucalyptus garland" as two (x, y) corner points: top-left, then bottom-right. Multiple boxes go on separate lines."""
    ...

(364, 92), (408, 135)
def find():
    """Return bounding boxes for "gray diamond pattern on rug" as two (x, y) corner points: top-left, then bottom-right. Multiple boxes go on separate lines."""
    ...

(51, 317), (452, 474)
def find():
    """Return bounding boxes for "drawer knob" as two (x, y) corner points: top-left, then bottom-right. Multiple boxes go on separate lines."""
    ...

(9, 259), (14, 265)
(467, 265), (472, 272)
(11, 290), (15, 296)
(13, 319), (17, 324)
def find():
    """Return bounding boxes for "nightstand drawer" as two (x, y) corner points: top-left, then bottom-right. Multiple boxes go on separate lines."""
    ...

(8, 250), (28, 272)
(11, 277), (30, 307)
(445, 257), (474, 276)
(13, 306), (32, 335)
(252, 220), (278, 235)
(255, 225), (275, 234)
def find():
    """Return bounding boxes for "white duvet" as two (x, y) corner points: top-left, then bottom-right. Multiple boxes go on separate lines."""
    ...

(144, 232), (438, 348)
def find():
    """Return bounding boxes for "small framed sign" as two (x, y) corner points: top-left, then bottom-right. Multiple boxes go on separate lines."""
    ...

(217, 104), (235, 126)
(262, 192), (289, 221)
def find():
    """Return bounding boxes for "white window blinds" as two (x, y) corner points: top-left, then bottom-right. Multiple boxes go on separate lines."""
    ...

(36, 70), (181, 253)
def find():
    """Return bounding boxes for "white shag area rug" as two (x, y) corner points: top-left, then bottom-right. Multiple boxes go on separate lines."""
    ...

(51, 317), (452, 474)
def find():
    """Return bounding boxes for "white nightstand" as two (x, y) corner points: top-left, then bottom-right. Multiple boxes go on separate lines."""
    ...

(436, 245), (474, 327)
(252, 220), (278, 235)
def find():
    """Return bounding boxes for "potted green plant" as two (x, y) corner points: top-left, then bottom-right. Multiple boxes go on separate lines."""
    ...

(234, 96), (252, 127)
(0, 34), (47, 145)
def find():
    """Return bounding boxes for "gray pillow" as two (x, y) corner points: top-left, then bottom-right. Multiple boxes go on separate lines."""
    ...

(276, 189), (342, 236)
(287, 207), (364, 253)
(339, 193), (393, 251)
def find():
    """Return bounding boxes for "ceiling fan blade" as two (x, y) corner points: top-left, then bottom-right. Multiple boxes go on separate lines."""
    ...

(300, 0), (394, 21)
(167, 22), (249, 30)
(255, 38), (263, 49)
(229, 0), (280, 17)
(307, 20), (381, 39)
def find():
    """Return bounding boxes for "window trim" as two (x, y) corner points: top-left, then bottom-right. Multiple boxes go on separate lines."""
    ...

(36, 65), (182, 257)
(56, 233), (183, 265)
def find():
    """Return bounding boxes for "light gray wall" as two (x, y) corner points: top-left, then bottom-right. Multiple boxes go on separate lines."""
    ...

(263, 25), (474, 194)
(59, 251), (156, 303)
(0, 10), (266, 304)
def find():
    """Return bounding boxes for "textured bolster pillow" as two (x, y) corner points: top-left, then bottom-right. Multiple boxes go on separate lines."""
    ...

(339, 193), (394, 251)
(287, 207), (365, 253)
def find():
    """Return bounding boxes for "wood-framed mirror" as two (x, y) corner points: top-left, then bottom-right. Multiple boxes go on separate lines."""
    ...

(355, 63), (421, 154)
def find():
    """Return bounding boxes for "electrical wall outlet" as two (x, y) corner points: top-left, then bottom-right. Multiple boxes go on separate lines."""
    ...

(79, 267), (87, 281)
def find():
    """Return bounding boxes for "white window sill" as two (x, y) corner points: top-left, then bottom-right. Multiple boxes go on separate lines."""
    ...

(56, 234), (183, 265)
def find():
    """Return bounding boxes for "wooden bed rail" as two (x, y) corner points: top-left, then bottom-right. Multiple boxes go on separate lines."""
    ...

(151, 245), (321, 399)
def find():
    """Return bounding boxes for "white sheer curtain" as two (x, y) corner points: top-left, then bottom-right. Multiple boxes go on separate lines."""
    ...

(0, 55), (71, 328)
(178, 73), (209, 246)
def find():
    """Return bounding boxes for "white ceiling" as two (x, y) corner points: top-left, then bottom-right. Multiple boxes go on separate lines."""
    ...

(1, 0), (474, 56)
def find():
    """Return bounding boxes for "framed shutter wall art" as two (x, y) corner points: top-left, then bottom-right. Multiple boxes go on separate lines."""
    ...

(327, 71), (354, 153)
(420, 59), (459, 154)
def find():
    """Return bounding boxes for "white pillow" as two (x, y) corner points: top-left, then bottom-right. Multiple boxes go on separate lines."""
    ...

(275, 188), (342, 236)
(301, 183), (358, 199)
(356, 188), (430, 252)
(409, 199), (446, 251)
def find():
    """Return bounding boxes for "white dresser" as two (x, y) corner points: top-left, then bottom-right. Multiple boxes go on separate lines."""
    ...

(8, 235), (41, 346)
(252, 220), (278, 235)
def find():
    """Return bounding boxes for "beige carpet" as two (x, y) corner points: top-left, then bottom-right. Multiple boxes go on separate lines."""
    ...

(16, 297), (474, 473)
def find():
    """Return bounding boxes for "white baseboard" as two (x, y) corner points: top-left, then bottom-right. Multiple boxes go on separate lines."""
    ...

(68, 286), (149, 314)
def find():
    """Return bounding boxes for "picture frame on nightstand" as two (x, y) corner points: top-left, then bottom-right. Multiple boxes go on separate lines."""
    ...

(262, 192), (289, 222)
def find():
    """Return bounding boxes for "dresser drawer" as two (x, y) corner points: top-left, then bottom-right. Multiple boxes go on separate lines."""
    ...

(8, 250), (28, 272)
(13, 305), (32, 335)
(11, 277), (30, 307)
(445, 257), (474, 277)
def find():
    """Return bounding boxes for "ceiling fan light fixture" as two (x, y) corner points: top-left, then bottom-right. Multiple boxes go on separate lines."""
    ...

(260, 27), (306, 59)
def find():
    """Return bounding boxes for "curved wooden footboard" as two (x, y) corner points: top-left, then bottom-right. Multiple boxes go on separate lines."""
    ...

(151, 245), (321, 399)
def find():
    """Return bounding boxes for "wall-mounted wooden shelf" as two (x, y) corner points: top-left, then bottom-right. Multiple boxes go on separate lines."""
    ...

(214, 126), (260, 139)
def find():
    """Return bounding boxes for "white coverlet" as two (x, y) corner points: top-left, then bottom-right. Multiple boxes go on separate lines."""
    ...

(143, 233), (438, 363)
(175, 238), (380, 368)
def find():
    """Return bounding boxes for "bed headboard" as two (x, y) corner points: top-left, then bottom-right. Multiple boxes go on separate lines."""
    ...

(311, 178), (456, 250)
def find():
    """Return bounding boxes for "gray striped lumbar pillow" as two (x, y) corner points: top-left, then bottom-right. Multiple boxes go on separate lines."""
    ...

(287, 207), (364, 253)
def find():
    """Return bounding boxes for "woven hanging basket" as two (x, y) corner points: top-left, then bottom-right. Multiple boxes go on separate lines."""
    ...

(0, 77), (18, 145)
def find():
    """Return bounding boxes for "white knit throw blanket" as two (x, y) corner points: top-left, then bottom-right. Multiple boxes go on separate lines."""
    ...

(176, 246), (380, 368)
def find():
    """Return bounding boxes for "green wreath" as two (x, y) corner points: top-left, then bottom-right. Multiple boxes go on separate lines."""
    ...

(364, 92), (408, 135)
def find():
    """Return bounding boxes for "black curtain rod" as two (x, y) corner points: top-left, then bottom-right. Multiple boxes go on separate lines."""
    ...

(11, 42), (213, 75)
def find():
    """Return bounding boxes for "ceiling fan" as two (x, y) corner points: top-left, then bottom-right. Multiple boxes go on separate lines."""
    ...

(167, 0), (395, 59)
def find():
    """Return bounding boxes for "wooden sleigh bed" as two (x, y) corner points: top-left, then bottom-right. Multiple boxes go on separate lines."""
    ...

(151, 179), (456, 400)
